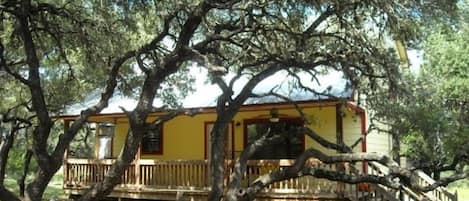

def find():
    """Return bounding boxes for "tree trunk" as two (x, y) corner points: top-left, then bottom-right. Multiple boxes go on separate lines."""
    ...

(391, 131), (400, 165)
(18, 149), (33, 197)
(208, 118), (229, 201)
(0, 186), (21, 201)
(433, 170), (441, 180)
(0, 126), (15, 184)
(77, 126), (143, 201)
(24, 169), (55, 201)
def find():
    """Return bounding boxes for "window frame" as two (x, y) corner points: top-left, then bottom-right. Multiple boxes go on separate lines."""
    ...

(243, 118), (305, 159)
(141, 123), (164, 155)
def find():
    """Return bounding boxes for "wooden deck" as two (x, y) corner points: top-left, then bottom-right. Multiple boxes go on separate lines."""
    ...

(64, 158), (361, 200)
(64, 158), (458, 201)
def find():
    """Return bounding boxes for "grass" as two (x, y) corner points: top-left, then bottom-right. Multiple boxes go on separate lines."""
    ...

(447, 179), (469, 201)
(4, 168), (468, 201)
(4, 170), (67, 201)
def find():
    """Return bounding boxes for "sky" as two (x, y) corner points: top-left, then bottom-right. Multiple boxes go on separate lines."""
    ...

(407, 50), (423, 73)
(66, 50), (423, 115)
(66, 66), (348, 115)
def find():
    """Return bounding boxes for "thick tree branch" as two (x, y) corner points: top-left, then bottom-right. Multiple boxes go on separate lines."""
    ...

(0, 122), (16, 184)
(0, 186), (20, 201)
(243, 166), (398, 200)
(18, 149), (33, 198)
(226, 129), (284, 201)
(79, 2), (213, 201)
(419, 173), (468, 192)
(52, 10), (178, 163)
(10, 2), (56, 176)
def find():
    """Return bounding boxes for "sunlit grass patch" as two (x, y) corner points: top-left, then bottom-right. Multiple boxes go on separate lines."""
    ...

(4, 170), (67, 201)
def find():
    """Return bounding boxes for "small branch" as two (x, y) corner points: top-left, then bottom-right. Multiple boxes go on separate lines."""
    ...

(2, 65), (30, 85)
(135, 54), (151, 75)
(148, 108), (202, 130)
(18, 149), (33, 197)
(243, 166), (399, 199)
(419, 173), (468, 192)
(350, 137), (363, 149)
(250, 90), (311, 124)
(304, 5), (335, 34)
(303, 128), (352, 153)
(227, 128), (284, 199)
(183, 47), (227, 75)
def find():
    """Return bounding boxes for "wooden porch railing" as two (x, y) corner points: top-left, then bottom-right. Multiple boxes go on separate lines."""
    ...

(416, 170), (458, 201)
(364, 161), (458, 201)
(139, 160), (208, 188)
(241, 159), (340, 193)
(64, 158), (457, 201)
(64, 159), (137, 188)
(64, 158), (359, 196)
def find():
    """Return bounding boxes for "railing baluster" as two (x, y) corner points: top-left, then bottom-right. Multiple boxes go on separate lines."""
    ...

(66, 158), (457, 201)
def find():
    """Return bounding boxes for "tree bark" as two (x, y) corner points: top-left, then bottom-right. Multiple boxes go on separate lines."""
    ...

(391, 131), (400, 165)
(0, 186), (21, 201)
(0, 124), (15, 185)
(77, 1), (212, 198)
(18, 149), (33, 197)
(209, 65), (283, 201)
(77, 128), (143, 201)
(24, 169), (55, 201)
(226, 131), (283, 201)
(208, 115), (232, 201)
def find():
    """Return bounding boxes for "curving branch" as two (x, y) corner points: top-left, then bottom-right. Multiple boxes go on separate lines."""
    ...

(78, 2), (215, 201)
(303, 128), (352, 153)
(0, 186), (20, 201)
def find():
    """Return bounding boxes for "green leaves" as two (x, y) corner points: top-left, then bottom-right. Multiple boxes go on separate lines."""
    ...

(367, 2), (468, 172)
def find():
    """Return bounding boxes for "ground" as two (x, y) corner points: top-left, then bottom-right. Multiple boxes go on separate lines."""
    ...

(447, 179), (469, 200)
(4, 171), (469, 201)
(4, 171), (67, 201)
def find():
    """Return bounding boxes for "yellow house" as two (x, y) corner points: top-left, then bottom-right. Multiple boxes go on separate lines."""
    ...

(61, 95), (376, 200)
(61, 94), (457, 201)
(60, 69), (456, 201)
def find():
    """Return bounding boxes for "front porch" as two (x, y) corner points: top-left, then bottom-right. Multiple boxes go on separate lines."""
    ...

(63, 158), (363, 200)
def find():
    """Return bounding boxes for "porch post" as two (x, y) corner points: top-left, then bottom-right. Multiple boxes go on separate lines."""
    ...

(135, 144), (141, 187)
(63, 120), (70, 187)
(336, 103), (345, 197)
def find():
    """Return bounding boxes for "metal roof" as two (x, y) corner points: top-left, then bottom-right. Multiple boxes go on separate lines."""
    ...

(65, 70), (351, 115)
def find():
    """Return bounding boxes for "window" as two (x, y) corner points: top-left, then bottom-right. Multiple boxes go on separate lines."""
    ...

(97, 123), (115, 159)
(141, 124), (163, 154)
(245, 119), (304, 159)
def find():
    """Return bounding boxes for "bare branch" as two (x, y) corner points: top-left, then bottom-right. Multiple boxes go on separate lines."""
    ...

(303, 128), (352, 153)
(135, 54), (151, 75)
(148, 108), (202, 130)
(183, 47), (227, 75)
(419, 173), (468, 192)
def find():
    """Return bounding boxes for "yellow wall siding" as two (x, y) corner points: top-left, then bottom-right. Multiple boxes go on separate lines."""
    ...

(112, 118), (129, 158)
(302, 107), (336, 155)
(230, 106), (337, 156)
(142, 114), (216, 160)
(342, 108), (363, 153)
(366, 125), (392, 156)
(106, 103), (363, 160)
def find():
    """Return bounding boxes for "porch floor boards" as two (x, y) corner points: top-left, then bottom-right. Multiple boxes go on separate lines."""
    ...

(65, 187), (353, 201)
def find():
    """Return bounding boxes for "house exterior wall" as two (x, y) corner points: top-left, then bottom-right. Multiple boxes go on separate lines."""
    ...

(342, 108), (365, 153)
(365, 122), (392, 156)
(102, 102), (361, 160)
